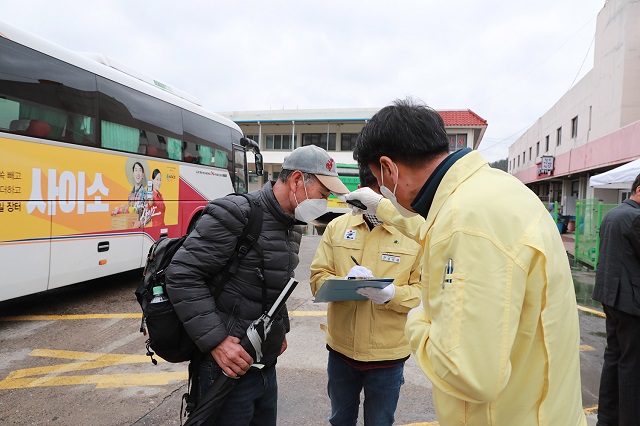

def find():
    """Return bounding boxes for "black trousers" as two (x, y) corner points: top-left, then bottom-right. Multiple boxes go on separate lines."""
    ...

(597, 304), (640, 426)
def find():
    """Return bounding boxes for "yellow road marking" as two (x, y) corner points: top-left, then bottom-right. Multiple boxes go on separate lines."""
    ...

(288, 310), (326, 316)
(580, 344), (595, 351)
(400, 422), (439, 426)
(0, 349), (185, 390)
(1, 371), (187, 389)
(584, 405), (598, 415)
(398, 406), (599, 426)
(0, 313), (141, 321)
(2, 306), (604, 322)
(1, 311), (327, 321)
(0, 348), (603, 422)
(577, 305), (606, 318)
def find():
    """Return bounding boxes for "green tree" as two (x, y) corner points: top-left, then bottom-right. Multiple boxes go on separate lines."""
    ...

(489, 158), (508, 172)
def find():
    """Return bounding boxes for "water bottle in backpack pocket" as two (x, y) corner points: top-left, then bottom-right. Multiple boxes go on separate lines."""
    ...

(144, 285), (196, 363)
(135, 235), (197, 364)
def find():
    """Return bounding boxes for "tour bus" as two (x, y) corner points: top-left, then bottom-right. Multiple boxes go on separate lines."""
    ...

(0, 22), (262, 302)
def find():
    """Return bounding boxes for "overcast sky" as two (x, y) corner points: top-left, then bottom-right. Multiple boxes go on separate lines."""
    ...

(2, 0), (604, 162)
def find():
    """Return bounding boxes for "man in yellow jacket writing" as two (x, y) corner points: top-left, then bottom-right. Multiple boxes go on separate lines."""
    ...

(310, 165), (423, 425)
(344, 98), (587, 425)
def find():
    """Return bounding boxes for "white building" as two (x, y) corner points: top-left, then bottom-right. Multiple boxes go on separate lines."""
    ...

(221, 107), (488, 191)
(508, 0), (640, 215)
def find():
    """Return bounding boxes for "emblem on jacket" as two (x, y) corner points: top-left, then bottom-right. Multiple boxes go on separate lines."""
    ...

(344, 229), (357, 240)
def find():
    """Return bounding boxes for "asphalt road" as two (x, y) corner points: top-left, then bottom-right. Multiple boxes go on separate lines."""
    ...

(0, 235), (604, 425)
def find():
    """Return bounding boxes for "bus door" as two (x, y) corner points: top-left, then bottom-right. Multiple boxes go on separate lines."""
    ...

(232, 144), (248, 194)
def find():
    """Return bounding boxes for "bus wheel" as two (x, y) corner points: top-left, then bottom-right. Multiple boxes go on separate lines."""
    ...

(187, 212), (202, 234)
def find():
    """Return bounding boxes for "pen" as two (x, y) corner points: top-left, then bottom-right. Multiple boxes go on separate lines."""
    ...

(346, 199), (367, 211)
(442, 258), (453, 289)
(350, 256), (360, 266)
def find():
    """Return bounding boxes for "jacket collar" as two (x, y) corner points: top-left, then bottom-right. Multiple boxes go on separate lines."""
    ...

(348, 213), (395, 234)
(623, 198), (640, 209)
(411, 148), (472, 218)
(260, 181), (297, 227)
(416, 150), (488, 230)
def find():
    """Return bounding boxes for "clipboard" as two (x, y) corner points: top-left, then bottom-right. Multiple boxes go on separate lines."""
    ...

(313, 278), (394, 303)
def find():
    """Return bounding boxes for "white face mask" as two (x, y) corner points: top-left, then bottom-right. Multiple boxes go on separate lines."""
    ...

(293, 183), (328, 223)
(380, 163), (418, 218)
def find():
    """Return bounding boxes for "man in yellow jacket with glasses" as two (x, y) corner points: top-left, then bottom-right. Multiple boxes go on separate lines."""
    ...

(345, 98), (587, 425)
(310, 165), (423, 425)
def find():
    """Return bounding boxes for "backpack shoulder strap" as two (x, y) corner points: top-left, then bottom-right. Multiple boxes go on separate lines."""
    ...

(212, 193), (263, 299)
(231, 193), (263, 268)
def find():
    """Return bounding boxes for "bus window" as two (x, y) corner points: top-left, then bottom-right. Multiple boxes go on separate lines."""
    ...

(182, 109), (232, 171)
(101, 120), (139, 152)
(167, 137), (182, 160)
(182, 141), (199, 163)
(196, 145), (211, 166)
(0, 36), (98, 145)
(140, 132), (171, 159)
(97, 76), (182, 155)
(213, 149), (228, 168)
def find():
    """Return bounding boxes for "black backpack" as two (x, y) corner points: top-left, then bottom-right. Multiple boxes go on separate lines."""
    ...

(135, 193), (263, 365)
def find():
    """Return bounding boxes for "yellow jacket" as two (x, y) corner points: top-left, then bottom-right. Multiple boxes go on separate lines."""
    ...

(310, 213), (423, 361)
(379, 151), (586, 425)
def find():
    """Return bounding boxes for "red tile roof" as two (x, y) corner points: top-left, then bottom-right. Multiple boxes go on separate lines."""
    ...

(438, 110), (487, 127)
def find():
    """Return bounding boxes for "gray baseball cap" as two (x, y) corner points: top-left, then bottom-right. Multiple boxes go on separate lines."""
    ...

(282, 145), (349, 194)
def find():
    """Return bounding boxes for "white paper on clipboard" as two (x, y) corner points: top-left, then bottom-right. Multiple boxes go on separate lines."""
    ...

(313, 278), (394, 303)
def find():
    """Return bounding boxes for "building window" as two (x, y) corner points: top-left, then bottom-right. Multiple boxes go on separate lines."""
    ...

(341, 133), (359, 151)
(518, 155), (520, 167)
(572, 180), (579, 197)
(571, 116), (578, 138)
(265, 134), (295, 150)
(545, 135), (549, 152)
(529, 147), (532, 161)
(523, 151), (525, 164)
(302, 133), (336, 150)
(556, 127), (562, 146)
(536, 141), (540, 157)
(447, 134), (467, 152)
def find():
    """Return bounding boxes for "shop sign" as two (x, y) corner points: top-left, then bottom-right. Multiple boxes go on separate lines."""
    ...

(538, 155), (554, 177)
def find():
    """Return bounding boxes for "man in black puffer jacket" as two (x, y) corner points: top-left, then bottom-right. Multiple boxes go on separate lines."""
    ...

(166, 145), (349, 426)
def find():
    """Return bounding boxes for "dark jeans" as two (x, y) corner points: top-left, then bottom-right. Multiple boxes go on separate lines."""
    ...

(198, 359), (277, 426)
(327, 351), (405, 426)
(597, 304), (640, 426)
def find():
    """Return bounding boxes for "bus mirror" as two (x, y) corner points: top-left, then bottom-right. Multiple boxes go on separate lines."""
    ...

(254, 153), (264, 176)
(241, 137), (263, 176)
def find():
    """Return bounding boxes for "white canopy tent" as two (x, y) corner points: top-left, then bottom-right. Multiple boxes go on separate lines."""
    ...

(589, 158), (640, 189)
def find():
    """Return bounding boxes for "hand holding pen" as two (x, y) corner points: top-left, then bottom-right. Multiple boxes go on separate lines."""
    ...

(347, 256), (373, 279)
